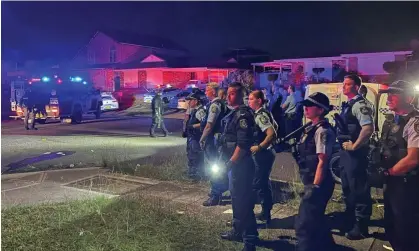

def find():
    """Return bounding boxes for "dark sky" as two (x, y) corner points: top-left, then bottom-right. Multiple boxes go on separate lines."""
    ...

(2, 1), (419, 61)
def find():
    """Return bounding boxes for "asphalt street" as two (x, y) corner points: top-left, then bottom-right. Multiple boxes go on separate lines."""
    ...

(1, 112), (299, 182)
(1, 113), (186, 173)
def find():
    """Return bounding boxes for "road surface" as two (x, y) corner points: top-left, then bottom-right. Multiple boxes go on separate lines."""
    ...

(1, 113), (186, 173)
(1, 112), (299, 182)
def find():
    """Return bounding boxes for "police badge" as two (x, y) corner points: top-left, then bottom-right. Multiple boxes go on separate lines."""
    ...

(414, 121), (419, 133)
(320, 132), (327, 144)
(239, 119), (248, 129)
(391, 125), (400, 134)
(260, 115), (269, 125)
(360, 106), (372, 115)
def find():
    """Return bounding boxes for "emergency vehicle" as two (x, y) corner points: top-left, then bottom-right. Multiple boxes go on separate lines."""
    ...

(10, 75), (103, 124)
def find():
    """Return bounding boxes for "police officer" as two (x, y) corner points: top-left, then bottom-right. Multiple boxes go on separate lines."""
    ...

(220, 82), (258, 251)
(248, 90), (278, 223)
(378, 80), (419, 251)
(295, 92), (337, 251)
(200, 83), (229, 206)
(338, 74), (373, 240)
(150, 90), (169, 137)
(185, 93), (207, 181)
(20, 87), (37, 130)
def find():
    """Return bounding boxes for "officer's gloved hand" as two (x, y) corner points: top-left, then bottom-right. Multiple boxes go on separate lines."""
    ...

(303, 184), (320, 200)
(199, 140), (206, 150)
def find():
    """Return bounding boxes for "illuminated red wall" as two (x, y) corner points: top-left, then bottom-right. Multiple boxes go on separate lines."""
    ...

(163, 71), (192, 88)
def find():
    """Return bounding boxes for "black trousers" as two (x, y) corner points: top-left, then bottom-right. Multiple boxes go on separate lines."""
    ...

(295, 174), (336, 251)
(23, 107), (36, 129)
(252, 148), (276, 211)
(150, 117), (169, 135)
(384, 175), (419, 251)
(186, 136), (204, 177)
(339, 149), (372, 221)
(231, 157), (259, 244)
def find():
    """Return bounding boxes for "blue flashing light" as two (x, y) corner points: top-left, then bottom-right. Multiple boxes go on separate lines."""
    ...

(70, 76), (83, 82)
(42, 76), (50, 82)
(82, 81), (87, 85)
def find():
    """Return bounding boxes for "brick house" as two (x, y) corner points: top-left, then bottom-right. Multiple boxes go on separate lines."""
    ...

(71, 30), (235, 91)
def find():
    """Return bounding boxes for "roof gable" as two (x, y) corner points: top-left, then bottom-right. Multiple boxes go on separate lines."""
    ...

(141, 54), (165, 63)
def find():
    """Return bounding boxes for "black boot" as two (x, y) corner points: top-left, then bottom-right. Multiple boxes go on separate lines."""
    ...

(202, 196), (221, 207)
(220, 230), (243, 242)
(242, 243), (256, 251)
(345, 218), (369, 240)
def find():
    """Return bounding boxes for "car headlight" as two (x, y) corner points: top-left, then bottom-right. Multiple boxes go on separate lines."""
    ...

(415, 85), (419, 92)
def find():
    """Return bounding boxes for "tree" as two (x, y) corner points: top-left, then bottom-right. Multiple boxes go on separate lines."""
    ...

(222, 70), (255, 92)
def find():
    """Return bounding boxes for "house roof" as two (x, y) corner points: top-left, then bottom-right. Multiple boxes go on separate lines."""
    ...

(100, 29), (188, 52)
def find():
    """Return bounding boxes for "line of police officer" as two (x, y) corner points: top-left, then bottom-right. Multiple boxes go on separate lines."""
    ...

(182, 77), (418, 251)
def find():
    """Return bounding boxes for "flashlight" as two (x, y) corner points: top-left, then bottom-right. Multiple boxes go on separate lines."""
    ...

(211, 164), (220, 174)
(415, 85), (419, 92)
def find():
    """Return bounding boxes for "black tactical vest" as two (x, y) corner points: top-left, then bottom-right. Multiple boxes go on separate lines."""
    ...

(221, 105), (255, 156)
(254, 108), (278, 144)
(381, 111), (419, 175)
(200, 99), (227, 134)
(297, 121), (331, 185)
(187, 106), (205, 139)
(339, 95), (365, 143)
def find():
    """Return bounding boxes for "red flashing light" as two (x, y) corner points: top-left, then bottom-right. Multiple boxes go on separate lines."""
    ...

(57, 79), (62, 84)
(29, 81), (32, 85)
(32, 78), (41, 82)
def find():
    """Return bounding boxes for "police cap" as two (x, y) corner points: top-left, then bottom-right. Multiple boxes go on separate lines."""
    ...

(185, 92), (201, 101)
(379, 80), (416, 95)
(300, 92), (331, 112)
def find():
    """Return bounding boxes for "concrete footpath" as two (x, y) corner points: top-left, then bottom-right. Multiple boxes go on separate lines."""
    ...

(1, 167), (388, 251)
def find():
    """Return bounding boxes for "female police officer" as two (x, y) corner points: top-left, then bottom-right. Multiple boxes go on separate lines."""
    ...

(248, 90), (278, 223)
(294, 92), (336, 251)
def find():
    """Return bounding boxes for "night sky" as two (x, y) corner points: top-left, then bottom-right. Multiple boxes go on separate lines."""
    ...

(2, 1), (419, 61)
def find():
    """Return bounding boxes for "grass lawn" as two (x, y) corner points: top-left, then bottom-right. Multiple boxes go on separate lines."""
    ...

(1, 196), (244, 251)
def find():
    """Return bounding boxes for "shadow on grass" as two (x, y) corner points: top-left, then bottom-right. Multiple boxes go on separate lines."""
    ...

(1, 196), (245, 251)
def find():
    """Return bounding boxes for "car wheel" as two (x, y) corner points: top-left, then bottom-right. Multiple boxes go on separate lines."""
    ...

(163, 97), (169, 103)
(329, 152), (342, 184)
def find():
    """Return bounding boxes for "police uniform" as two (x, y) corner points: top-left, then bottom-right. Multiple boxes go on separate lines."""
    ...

(201, 97), (229, 206)
(338, 94), (373, 236)
(185, 93), (207, 180)
(150, 93), (169, 137)
(252, 107), (278, 222)
(379, 81), (419, 251)
(220, 104), (259, 250)
(294, 92), (337, 251)
(20, 89), (36, 130)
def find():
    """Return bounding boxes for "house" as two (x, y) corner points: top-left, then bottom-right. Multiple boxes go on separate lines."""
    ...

(252, 50), (412, 89)
(71, 30), (235, 91)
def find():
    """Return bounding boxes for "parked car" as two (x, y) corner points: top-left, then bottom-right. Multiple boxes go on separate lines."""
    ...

(101, 93), (119, 111)
(168, 88), (207, 110)
(143, 86), (182, 104)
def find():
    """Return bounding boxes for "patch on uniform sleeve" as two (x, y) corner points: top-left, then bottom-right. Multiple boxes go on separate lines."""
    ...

(211, 105), (217, 113)
(360, 106), (372, 115)
(414, 121), (419, 133)
(320, 131), (327, 144)
(260, 115), (269, 125)
(239, 118), (248, 129)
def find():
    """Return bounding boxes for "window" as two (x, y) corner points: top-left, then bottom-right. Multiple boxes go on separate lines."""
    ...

(110, 46), (117, 63)
(190, 72), (196, 80)
(88, 50), (95, 64)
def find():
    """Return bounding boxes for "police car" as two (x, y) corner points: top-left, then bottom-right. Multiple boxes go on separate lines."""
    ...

(101, 92), (119, 111)
(143, 85), (182, 104)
